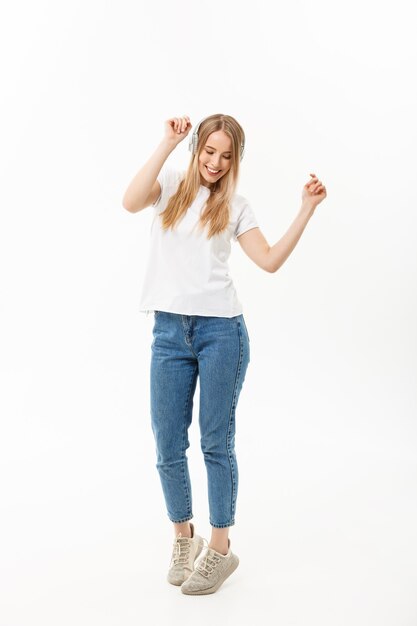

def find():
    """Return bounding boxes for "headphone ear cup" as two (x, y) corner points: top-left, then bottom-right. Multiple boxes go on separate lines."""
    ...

(189, 117), (204, 155)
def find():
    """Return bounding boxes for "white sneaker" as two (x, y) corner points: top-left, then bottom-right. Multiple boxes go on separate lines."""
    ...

(167, 522), (205, 586)
(181, 538), (239, 595)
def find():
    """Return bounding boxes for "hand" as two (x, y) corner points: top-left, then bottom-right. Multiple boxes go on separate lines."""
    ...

(301, 173), (327, 212)
(164, 115), (192, 145)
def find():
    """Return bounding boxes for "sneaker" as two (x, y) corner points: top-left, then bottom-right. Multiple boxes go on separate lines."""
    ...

(181, 538), (239, 595)
(167, 522), (205, 586)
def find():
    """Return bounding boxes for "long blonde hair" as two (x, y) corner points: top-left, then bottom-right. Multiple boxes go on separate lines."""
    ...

(159, 113), (245, 239)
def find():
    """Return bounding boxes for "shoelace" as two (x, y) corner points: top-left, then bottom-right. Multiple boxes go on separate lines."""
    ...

(195, 538), (223, 578)
(171, 533), (192, 566)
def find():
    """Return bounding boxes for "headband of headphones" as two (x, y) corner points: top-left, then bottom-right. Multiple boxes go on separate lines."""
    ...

(188, 116), (245, 161)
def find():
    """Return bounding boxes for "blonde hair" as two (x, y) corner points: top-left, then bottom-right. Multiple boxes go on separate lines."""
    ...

(159, 113), (245, 239)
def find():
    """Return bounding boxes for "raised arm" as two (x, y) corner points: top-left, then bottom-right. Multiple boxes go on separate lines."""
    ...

(237, 173), (327, 273)
(122, 116), (192, 213)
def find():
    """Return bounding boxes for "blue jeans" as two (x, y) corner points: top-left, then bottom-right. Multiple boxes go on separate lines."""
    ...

(150, 311), (250, 528)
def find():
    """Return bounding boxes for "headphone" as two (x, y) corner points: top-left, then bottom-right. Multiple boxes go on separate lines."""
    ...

(188, 116), (245, 161)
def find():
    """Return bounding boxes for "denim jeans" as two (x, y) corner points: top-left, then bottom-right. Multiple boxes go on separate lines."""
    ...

(150, 311), (250, 528)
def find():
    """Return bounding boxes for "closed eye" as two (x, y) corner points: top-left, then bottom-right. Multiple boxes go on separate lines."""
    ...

(206, 149), (231, 160)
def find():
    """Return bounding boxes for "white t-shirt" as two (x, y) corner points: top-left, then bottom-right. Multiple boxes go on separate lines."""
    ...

(138, 166), (259, 318)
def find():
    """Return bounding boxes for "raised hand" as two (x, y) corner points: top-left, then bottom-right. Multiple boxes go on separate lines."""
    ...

(164, 115), (192, 145)
(302, 173), (327, 212)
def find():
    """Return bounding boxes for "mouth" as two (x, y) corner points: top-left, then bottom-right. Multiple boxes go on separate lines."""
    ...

(205, 165), (221, 176)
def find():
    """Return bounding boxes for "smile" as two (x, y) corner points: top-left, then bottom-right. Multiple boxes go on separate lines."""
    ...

(206, 165), (221, 175)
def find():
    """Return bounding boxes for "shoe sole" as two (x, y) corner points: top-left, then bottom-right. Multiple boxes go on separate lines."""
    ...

(181, 556), (239, 595)
(167, 540), (205, 586)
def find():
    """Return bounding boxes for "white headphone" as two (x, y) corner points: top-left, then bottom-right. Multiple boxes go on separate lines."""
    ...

(188, 116), (245, 161)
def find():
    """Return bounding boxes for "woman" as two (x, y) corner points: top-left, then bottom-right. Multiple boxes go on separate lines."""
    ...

(122, 114), (327, 595)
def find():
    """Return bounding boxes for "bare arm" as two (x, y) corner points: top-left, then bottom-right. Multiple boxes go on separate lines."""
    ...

(237, 173), (328, 272)
(122, 115), (192, 213)
(237, 207), (313, 273)
(266, 206), (314, 273)
(122, 139), (177, 213)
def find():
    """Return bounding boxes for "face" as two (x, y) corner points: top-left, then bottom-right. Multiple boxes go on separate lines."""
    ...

(198, 130), (233, 187)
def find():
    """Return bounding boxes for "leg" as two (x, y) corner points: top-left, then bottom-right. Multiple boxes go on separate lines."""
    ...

(209, 526), (229, 555)
(173, 521), (192, 537)
(150, 313), (199, 524)
(196, 314), (250, 530)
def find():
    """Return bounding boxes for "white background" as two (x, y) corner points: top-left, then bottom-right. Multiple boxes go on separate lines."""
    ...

(1, 0), (416, 624)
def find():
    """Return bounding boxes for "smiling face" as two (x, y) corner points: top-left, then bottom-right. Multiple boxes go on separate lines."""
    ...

(198, 130), (233, 188)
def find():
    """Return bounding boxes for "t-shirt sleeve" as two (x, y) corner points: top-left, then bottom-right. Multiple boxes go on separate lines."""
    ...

(233, 199), (259, 241)
(151, 166), (182, 210)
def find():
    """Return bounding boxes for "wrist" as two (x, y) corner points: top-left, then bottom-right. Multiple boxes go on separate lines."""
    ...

(299, 203), (315, 219)
(160, 137), (180, 151)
